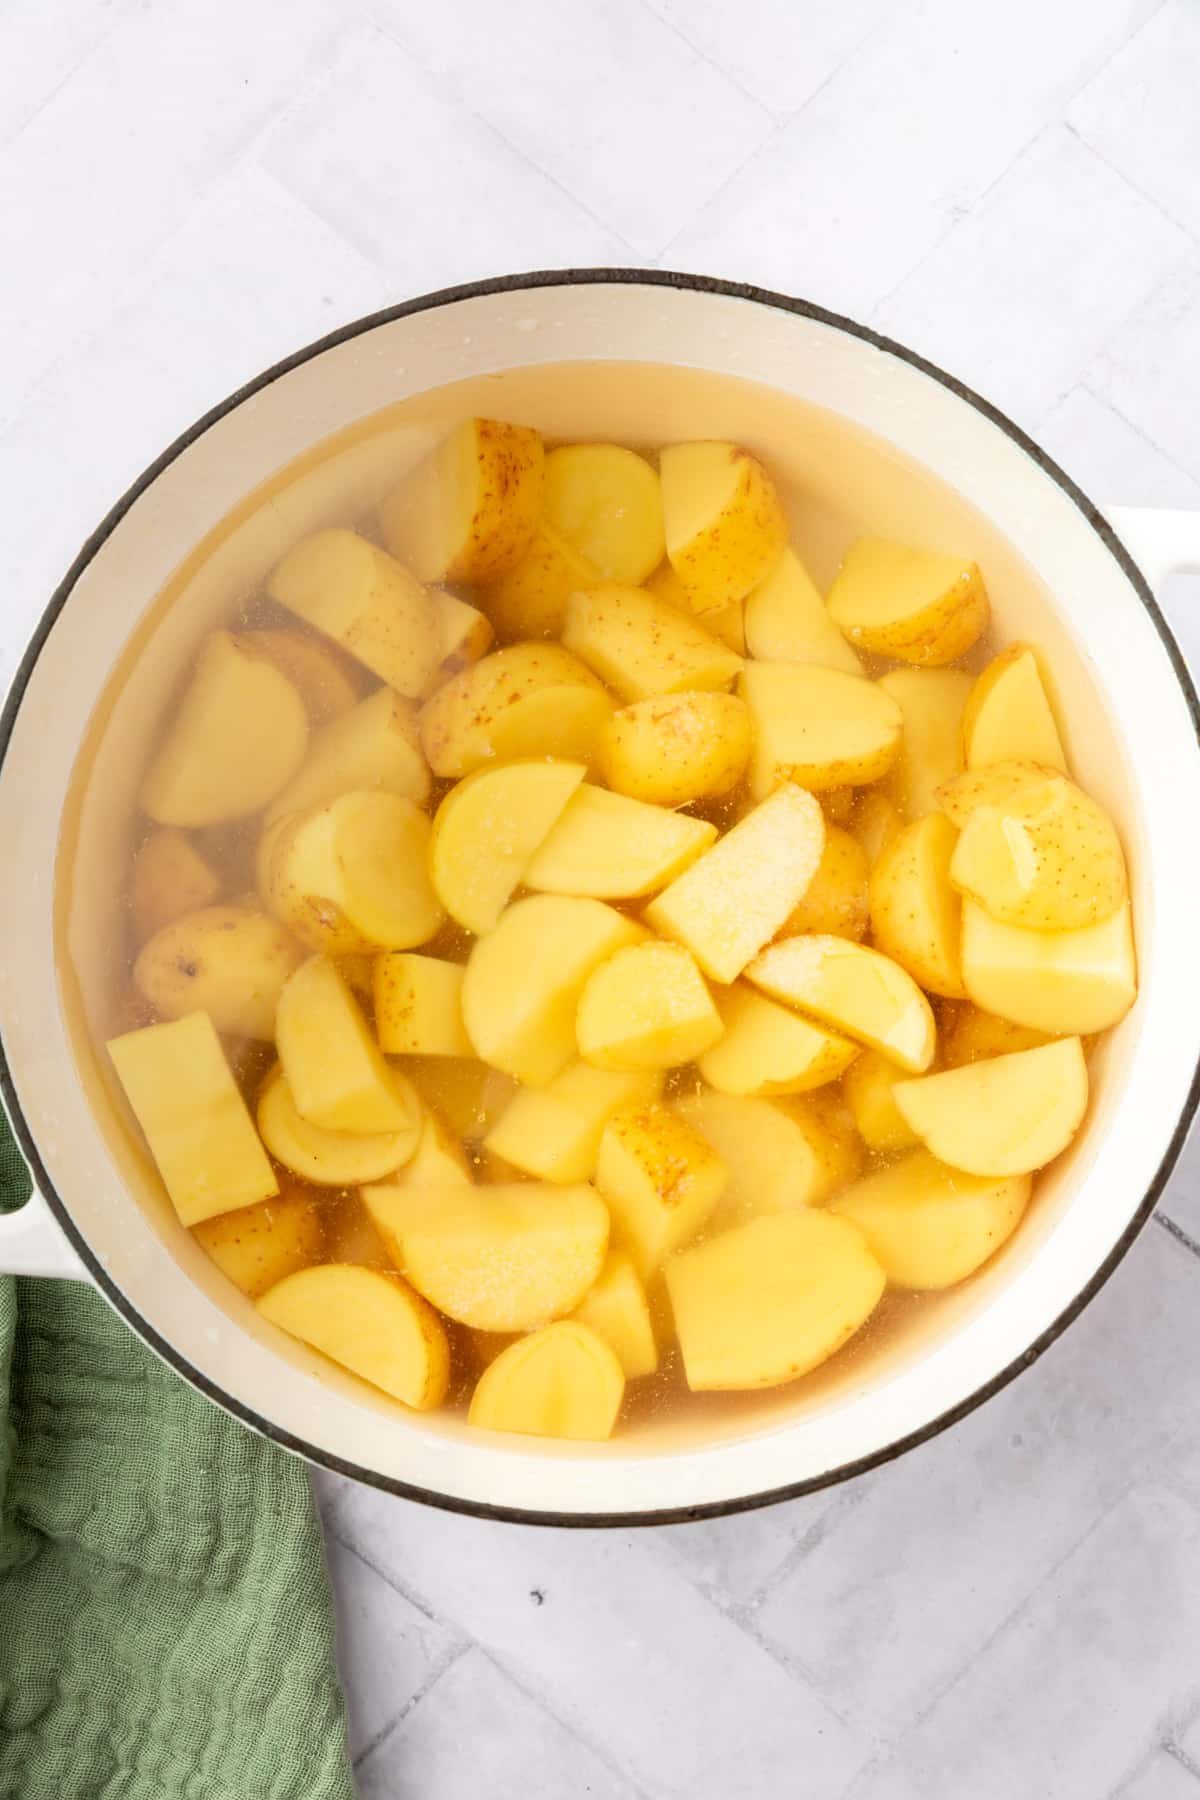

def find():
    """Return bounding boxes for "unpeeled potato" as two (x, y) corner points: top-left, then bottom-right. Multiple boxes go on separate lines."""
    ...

(526, 785), (716, 900)
(133, 904), (304, 1040)
(894, 1038), (1088, 1176)
(267, 529), (441, 698)
(235, 628), (360, 725)
(469, 1320), (625, 1440)
(842, 1049), (921, 1153)
(827, 538), (989, 665)
(674, 1086), (859, 1226)
(878, 668), (973, 818)
(482, 520), (601, 640)
(869, 814), (965, 999)
(275, 956), (419, 1134)
(748, 934), (936, 1073)
(961, 900), (1136, 1035)
(660, 441), (787, 610)
(576, 940), (723, 1071)
(779, 825), (869, 940)
(571, 1251), (658, 1378)
(563, 585), (742, 702)
(258, 1263), (449, 1409)
(194, 1184), (325, 1298)
(543, 443), (664, 584)
(962, 643), (1067, 771)
(829, 1151), (1031, 1288)
(429, 758), (586, 933)
(595, 1103), (727, 1277)
(645, 561), (746, 654)
(743, 546), (862, 672)
(740, 663), (903, 797)
(698, 985), (858, 1097)
(373, 954), (472, 1058)
(378, 417), (544, 584)
(948, 769), (1127, 932)
(130, 828), (223, 941)
(265, 688), (430, 824)
(257, 1065), (420, 1185)
(419, 642), (612, 778)
(484, 1062), (662, 1183)
(597, 690), (752, 808)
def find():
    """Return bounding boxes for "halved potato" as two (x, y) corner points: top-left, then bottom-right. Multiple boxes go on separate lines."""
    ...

(134, 904), (304, 1040)
(850, 790), (902, 867)
(373, 954), (472, 1058)
(936, 759), (1053, 828)
(235, 628), (360, 724)
(563, 585), (742, 702)
(276, 956), (419, 1133)
(597, 690), (752, 808)
(842, 1049), (921, 1154)
(419, 642), (611, 778)
(570, 1250), (658, 1378)
(877, 668), (973, 818)
(595, 1103), (727, 1277)
(674, 1086), (859, 1224)
(698, 985), (858, 1097)
(482, 520), (601, 640)
(740, 663), (903, 797)
(743, 547), (863, 672)
(485, 1062), (662, 1183)
(645, 561), (746, 653)
(962, 643), (1067, 771)
(194, 1184), (325, 1299)
(428, 591), (494, 680)
(646, 784), (825, 984)
(961, 899), (1136, 1035)
(826, 538), (989, 665)
(779, 825), (869, 941)
(937, 1001), (1051, 1067)
(747, 935), (936, 1073)
(869, 814), (965, 998)
(543, 443), (664, 584)
(258, 1264), (449, 1409)
(257, 1065), (419, 1185)
(430, 759), (586, 933)
(267, 529), (441, 697)
(265, 688), (430, 824)
(130, 828), (223, 941)
(525, 785), (715, 899)
(660, 441), (787, 610)
(363, 1180), (609, 1331)
(829, 1150), (1031, 1288)
(666, 1211), (884, 1391)
(577, 941), (723, 1071)
(468, 1320), (625, 1440)
(894, 1037), (1088, 1176)
(948, 770), (1127, 931)
(378, 417), (544, 583)
(141, 631), (309, 827)
(395, 1108), (472, 1188)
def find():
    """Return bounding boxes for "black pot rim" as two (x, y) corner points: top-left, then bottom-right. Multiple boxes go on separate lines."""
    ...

(3, 266), (1198, 1530)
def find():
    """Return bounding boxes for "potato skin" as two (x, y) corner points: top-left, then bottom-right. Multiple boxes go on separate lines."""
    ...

(134, 904), (304, 1040)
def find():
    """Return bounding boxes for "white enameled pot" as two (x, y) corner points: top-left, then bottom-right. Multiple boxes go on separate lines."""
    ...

(2, 271), (1199, 1526)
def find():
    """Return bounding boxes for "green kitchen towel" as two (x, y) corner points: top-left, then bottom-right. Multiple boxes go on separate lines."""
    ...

(0, 1118), (356, 1800)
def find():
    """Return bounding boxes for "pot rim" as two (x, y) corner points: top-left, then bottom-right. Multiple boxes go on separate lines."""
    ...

(3, 265), (1198, 1528)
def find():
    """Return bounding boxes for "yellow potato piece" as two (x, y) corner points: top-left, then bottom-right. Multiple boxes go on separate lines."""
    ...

(748, 934), (936, 1073)
(468, 1321), (625, 1441)
(962, 643), (1067, 771)
(850, 790), (902, 867)
(419, 642), (611, 778)
(936, 759), (1053, 829)
(597, 690), (752, 808)
(484, 1062), (662, 1183)
(141, 631), (309, 827)
(666, 1211), (884, 1391)
(646, 784), (825, 984)
(779, 825), (869, 940)
(829, 1151), (1031, 1289)
(374, 953), (472, 1058)
(267, 529), (441, 698)
(276, 956), (419, 1134)
(842, 1049), (921, 1154)
(394, 1109), (472, 1188)
(265, 688), (430, 824)
(571, 1251), (658, 1378)
(378, 417), (544, 583)
(826, 538), (989, 665)
(257, 1065), (419, 1185)
(645, 561), (746, 653)
(482, 520), (601, 641)
(563, 585), (742, 703)
(258, 1264), (449, 1410)
(525, 785), (716, 899)
(698, 985), (858, 1097)
(364, 1181), (609, 1332)
(430, 758), (586, 933)
(260, 790), (443, 954)
(660, 441), (788, 610)
(462, 895), (645, 1087)
(743, 547), (863, 673)
(543, 443), (665, 585)
(133, 904), (304, 1041)
(130, 828), (223, 942)
(961, 899), (1137, 1036)
(595, 1103), (727, 1277)
(869, 814), (965, 999)
(949, 771), (1127, 931)
(937, 1001), (1051, 1067)
(234, 628), (360, 725)
(427, 591), (494, 683)
(194, 1185), (325, 1298)
(740, 663), (903, 797)
(894, 1037), (1088, 1177)
(108, 1013), (278, 1226)
(878, 668), (973, 818)
(577, 941), (723, 1071)
(674, 1086), (859, 1225)
(403, 1058), (517, 1143)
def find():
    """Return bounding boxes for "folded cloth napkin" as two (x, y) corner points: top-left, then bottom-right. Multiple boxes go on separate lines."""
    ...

(0, 1118), (355, 1800)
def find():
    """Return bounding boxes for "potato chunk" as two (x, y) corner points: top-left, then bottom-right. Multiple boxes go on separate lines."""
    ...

(948, 770), (1127, 931)
(826, 538), (989, 665)
(484, 1063), (662, 1183)
(430, 759), (586, 933)
(894, 1038), (1088, 1176)
(843, 1049), (921, 1153)
(666, 1212), (884, 1391)
(427, 591), (494, 683)
(134, 905), (304, 1040)
(779, 825), (869, 941)
(108, 1013), (277, 1225)
(265, 688), (430, 824)
(378, 417), (544, 583)
(740, 663), (903, 797)
(141, 630), (309, 827)
(869, 814), (965, 999)
(935, 758), (1052, 828)
(419, 642), (611, 778)
(748, 934), (936, 1073)
(563, 585), (742, 702)
(961, 900), (1136, 1035)
(374, 953), (472, 1058)
(194, 1186), (325, 1298)
(524, 785), (716, 899)
(645, 784), (825, 984)
(235, 628), (360, 725)
(829, 1151), (1031, 1288)
(570, 1251), (658, 1378)
(482, 521), (600, 640)
(543, 443), (665, 584)
(130, 829), (223, 941)
(674, 1086), (859, 1223)
(962, 643), (1067, 771)
(468, 1321), (625, 1441)
(595, 1103), (727, 1277)
(877, 668), (973, 818)
(850, 790), (902, 867)
(660, 441), (787, 609)
(597, 691), (752, 807)
(395, 1109), (472, 1188)
(698, 985), (858, 1097)
(645, 560), (746, 654)
(276, 956), (419, 1133)
(267, 529), (441, 697)
(258, 1264), (449, 1410)
(577, 941), (723, 1071)
(257, 1065), (420, 1185)
(743, 547), (863, 672)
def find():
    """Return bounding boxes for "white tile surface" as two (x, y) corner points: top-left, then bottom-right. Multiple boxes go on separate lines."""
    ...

(4, 3), (1200, 1795)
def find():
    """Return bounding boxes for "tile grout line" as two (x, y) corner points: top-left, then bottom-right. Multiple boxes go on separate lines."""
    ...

(325, 1517), (472, 1639)
(351, 1638), (471, 1772)
(1063, 117), (1200, 247)
(475, 1647), (660, 1800)
(1070, 384), (1200, 496)
(635, 0), (786, 119)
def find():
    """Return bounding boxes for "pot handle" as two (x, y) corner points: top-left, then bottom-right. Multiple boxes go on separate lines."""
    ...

(0, 1170), (90, 1282)
(1104, 506), (1200, 590)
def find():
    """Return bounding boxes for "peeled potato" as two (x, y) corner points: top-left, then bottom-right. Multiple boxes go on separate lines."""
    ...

(748, 934), (936, 1073)
(851, 790), (902, 867)
(869, 814), (965, 998)
(430, 759), (586, 933)
(130, 828), (223, 941)
(462, 895), (644, 1087)
(194, 1185), (325, 1298)
(141, 631), (309, 827)
(364, 1180), (609, 1332)
(485, 1062), (661, 1183)
(597, 690), (752, 808)
(395, 1109), (472, 1188)
(826, 538), (989, 665)
(894, 1038), (1088, 1176)
(257, 1065), (419, 1185)
(234, 628), (360, 724)
(698, 985), (858, 1097)
(961, 900), (1137, 1035)
(577, 941), (723, 1071)
(276, 956), (419, 1134)
(660, 441), (787, 610)
(134, 904), (304, 1039)
(570, 1251), (658, 1378)
(963, 643), (1067, 771)
(740, 664), (903, 797)
(469, 1320), (625, 1440)
(258, 1264), (449, 1409)
(878, 668), (973, 818)
(419, 642), (611, 778)
(543, 443), (664, 584)
(674, 1086), (859, 1225)
(267, 529), (441, 698)
(666, 1211), (884, 1391)
(373, 954), (471, 1058)
(525, 785), (716, 899)
(779, 825), (869, 940)
(378, 417), (544, 583)
(948, 770), (1127, 931)
(938, 1001), (1051, 1067)
(563, 585), (742, 702)
(646, 784), (826, 984)
(265, 688), (430, 824)
(595, 1103), (727, 1277)
(645, 561), (746, 654)
(743, 546), (863, 673)
(482, 520), (601, 640)
(843, 1049), (921, 1154)
(829, 1151), (1031, 1289)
